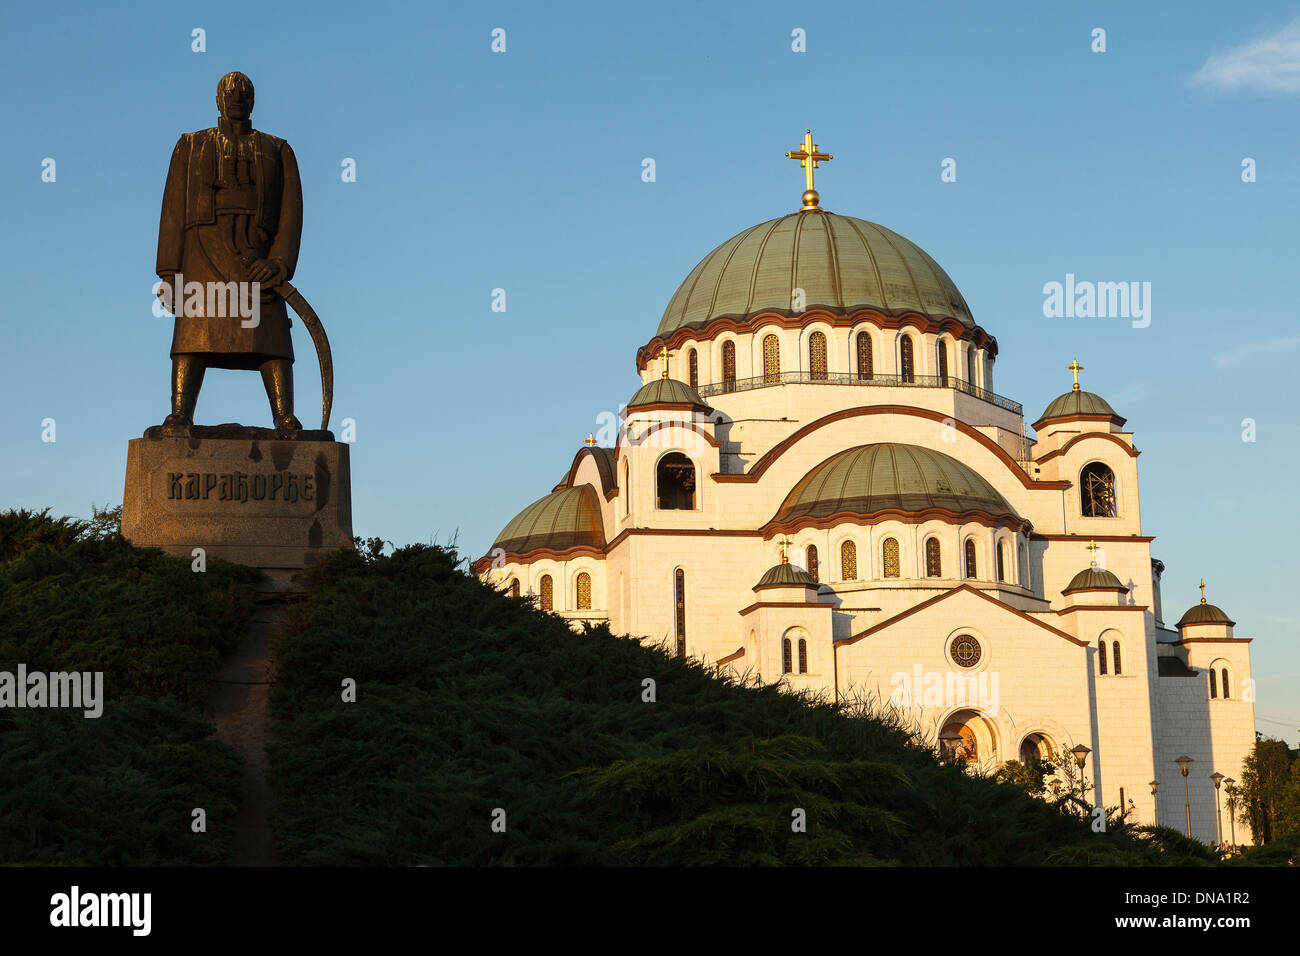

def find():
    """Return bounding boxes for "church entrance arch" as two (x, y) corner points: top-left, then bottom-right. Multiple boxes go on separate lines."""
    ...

(939, 708), (998, 767)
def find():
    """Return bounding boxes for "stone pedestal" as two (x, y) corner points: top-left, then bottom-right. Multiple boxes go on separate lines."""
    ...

(122, 427), (353, 585)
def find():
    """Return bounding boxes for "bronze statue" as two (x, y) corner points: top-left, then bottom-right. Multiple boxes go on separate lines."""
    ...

(156, 71), (303, 430)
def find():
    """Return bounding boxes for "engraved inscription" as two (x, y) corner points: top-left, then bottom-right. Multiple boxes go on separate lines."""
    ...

(165, 470), (315, 503)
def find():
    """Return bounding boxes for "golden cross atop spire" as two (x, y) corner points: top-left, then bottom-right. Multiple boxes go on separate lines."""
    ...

(786, 130), (832, 211)
(1199, 578), (1207, 605)
(659, 345), (669, 379)
(584, 433), (596, 447)
(1087, 539), (1099, 566)
(1068, 358), (1084, 392)
(778, 535), (793, 564)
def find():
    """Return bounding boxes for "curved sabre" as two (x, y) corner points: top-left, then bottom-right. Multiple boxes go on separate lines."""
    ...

(274, 280), (333, 431)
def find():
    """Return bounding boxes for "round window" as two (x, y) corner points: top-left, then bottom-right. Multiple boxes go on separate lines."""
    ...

(950, 634), (982, 668)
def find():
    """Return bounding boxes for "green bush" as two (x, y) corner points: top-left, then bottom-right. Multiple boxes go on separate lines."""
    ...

(0, 508), (258, 865)
(268, 543), (1197, 866)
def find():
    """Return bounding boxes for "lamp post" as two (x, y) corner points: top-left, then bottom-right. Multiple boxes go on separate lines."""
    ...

(1224, 778), (1237, 850)
(1210, 772), (1225, 847)
(1175, 755), (1194, 837)
(1149, 780), (1159, 827)
(1070, 744), (1091, 803)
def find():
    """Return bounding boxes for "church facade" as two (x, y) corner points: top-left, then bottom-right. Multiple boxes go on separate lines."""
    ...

(477, 136), (1257, 845)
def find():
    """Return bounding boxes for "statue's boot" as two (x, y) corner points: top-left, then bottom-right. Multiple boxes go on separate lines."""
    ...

(162, 355), (204, 427)
(262, 359), (302, 431)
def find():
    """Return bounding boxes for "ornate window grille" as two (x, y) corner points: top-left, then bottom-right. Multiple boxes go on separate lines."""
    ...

(841, 540), (857, 580)
(576, 572), (591, 611)
(805, 544), (819, 582)
(539, 574), (553, 612)
(950, 635), (982, 668)
(882, 537), (900, 578)
(1099, 638), (1108, 675)
(900, 336), (915, 383)
(857, 332), (873, 380)
(925, 537), (941, 577)
(938, 342), (949, 386)
(763, 334), (780, 383)
(809, 331), (828, 381)
(688, 349), (698, 390)
(782, 637), (792, 674)
(675, 568), (686, 658)
(722, 340), (736, 392)
(798, 639), (808, 673)
(1112, 640), (1122, 675)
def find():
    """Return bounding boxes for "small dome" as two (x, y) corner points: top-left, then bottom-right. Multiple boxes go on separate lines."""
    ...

(755, 563), (818, 589)
(1063, 567), (1127, 594)
(657, 211), (975, 338)
(490, 485), (605, 555)
(1036, 390), (1125, 426)
(774, 443), (1017, 526)
(628, 377), (710, 410)
(1176, 602), (1236, 628)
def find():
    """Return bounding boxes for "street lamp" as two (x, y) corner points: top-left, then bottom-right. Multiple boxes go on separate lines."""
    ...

(1070, 744), (1091, 802)
(938, 729), (962, 760)
(1175, 755), (1194, 837)
(1210, 772), (1225, 847)
(1224, 778), (1237, 849)
(1149, 780), (1159, 827)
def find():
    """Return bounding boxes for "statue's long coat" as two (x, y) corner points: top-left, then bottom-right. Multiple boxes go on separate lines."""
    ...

(156, 120), (302, 369)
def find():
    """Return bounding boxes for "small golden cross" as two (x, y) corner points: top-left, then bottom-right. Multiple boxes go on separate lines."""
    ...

(584, 433), (596, 447)
(1087, 539), (1099, 565)
(778, 535), (793, 564)
(786, 130), (832, 208)
(1068, 358), (1084, 392)
(1199, 578), (1207, 605)
(659, 345), (669, 379)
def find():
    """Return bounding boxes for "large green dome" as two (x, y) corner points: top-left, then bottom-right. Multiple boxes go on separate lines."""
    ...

(774, 443), (1016, 525)
(657, 211), (975, 338)
(491, 485), (606, 555)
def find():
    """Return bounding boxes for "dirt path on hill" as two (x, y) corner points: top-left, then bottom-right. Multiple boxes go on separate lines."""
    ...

(205, 599), (288, 866)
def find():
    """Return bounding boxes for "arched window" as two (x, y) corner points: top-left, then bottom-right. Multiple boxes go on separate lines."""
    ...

(1209, 667), (1217, 698)
(996, 541), (1006, 583)
(798, 638), (808, 673)
(857, 331), (873, 380)
(622, 457), (630, 516)
(1080, 462), (1118, 517)
(1211, 660), (1232, 699)
(509, 578), (519, 598)
(964, 539), (977, 578)
(763, 334), (780, 383)
(782, 637), (792, 674)
(1098, 637), (1108, 675)
(925, 537), (941, 577)
(539, 574), (553, 612)
(882, 537), (900, 578)
(675, 568), (686, 658)
(687, 349), (698, 390)
(841, 540), (858, 580)
(809, 331), (828, 381)
(937, 342), (949, 386)
(900, 336), (915, 383)
(1222, 668), (1230, 698)
(576, 572), (592, 611)
(656, 452), (695, 510)
(1112, 640), (1122, 675)
(805, 544), (819, 583)
(967, 348), (976, 385)
(722, 340), (736, 393)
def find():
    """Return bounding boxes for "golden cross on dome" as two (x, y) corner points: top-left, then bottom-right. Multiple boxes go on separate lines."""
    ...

(584, 433), (596, 447)
(659, 345), (669, 379)
(1199, 578), (1207, 605)
(778, 535), (793, 564)
(786, 130), (832, 210)
(1087, 539), (1099, 566)
(1068, 358), (1084, 392)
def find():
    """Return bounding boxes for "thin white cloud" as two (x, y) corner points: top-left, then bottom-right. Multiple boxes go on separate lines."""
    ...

(1215, 334), (1300, 369)
(1193, 18), (1300, 93)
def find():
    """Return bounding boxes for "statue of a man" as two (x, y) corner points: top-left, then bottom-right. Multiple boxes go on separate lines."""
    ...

(156, 71), (303, 430)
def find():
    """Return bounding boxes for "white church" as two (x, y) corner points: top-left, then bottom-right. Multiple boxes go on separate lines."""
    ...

(476, 133), (1257, 845)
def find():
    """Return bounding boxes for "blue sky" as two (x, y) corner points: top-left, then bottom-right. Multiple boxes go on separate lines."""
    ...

(2, 1), (1297, 737)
